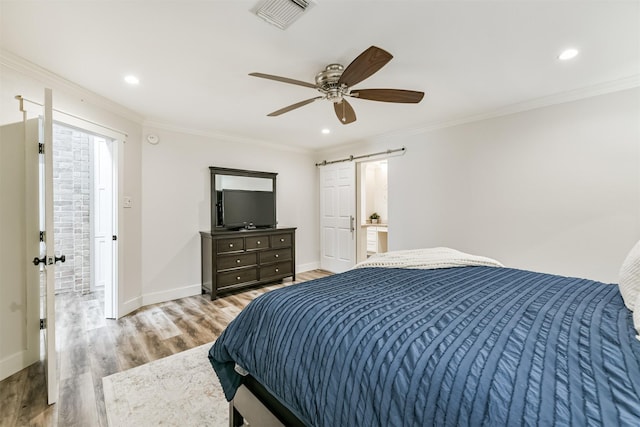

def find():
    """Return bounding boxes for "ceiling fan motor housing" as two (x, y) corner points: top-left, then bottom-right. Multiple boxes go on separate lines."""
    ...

(315, 64), (348, 102)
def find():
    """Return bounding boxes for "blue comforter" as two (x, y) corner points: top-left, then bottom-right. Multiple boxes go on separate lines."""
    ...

(209, 267), (640, 426)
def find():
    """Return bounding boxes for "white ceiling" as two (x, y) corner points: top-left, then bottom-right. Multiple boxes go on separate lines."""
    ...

(1, 1), (639, 151)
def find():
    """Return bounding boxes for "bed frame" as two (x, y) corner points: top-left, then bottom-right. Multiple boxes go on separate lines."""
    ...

(230, 375), (306, 427)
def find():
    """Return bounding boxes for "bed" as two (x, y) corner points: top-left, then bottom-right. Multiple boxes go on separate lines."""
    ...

(209, 248), (640, 426)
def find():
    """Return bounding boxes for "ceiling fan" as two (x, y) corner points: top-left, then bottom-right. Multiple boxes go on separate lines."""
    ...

(249, 46), (425, 125)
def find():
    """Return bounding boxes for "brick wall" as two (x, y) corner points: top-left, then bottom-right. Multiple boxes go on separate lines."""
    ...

(53, 125), (91, 293)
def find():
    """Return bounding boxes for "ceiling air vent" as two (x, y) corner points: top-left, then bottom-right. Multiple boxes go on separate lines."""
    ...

(252, 0), (316, 30)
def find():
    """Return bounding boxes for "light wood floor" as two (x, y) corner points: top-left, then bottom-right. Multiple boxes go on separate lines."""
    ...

(0, 270), (331, 427)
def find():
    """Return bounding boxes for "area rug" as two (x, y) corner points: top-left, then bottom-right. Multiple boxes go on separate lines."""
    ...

(103, 342), (227, 426)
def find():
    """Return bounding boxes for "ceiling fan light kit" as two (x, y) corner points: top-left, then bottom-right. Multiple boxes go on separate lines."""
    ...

(252, 0), (315, 30)
(250, 46), (425, 125)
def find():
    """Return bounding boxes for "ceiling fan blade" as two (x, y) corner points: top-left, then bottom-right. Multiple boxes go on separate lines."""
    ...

(334, 99), (356, 125)
(338, 46), (393, 88)
(351, 89), (424, 103)
(249, 72), (317, 89)
(267, 96), (323, 116)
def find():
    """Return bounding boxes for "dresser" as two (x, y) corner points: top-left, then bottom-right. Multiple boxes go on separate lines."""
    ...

(200, 227), (296, 299)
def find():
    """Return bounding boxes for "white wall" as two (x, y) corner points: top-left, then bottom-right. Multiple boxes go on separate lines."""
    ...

(139, 126), (319, 306)
(318, 88), (640, 283)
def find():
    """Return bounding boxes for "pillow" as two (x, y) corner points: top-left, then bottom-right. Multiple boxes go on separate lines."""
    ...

(619, 240), (640, 311)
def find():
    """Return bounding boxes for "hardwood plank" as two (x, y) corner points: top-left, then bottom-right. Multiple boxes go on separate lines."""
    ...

(0, 367), (27, 427)
(11, 361), (51, 427)
(140, 305), (181, 340)
(84, 298), (106, 331)
(57, 372), (99, 427)
(111, 316), (152, 370)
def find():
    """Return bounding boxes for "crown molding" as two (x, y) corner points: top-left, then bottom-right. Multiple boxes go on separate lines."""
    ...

(143, 119), (314, 155)
(0, 48), (144, 123)
(367, 74), (640, 146)
(5, 46), (636, 154)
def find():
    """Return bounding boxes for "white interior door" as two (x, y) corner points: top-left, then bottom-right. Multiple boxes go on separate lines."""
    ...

(0, 118), (40, 382)
(92, 137), (116, 318)
(320, 162), (356, 273)
(42, 88), (59, 404)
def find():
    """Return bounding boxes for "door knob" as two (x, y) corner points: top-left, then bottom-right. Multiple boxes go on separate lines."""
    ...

(55, 255), (66, 263)
(33, 257), (46, 266)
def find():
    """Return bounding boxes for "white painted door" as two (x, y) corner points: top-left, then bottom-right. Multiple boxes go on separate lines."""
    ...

(92, 137), (115, 318)
(41, 88), (59, 404)
(0, 119), (40, 382)
(319, 162), (356, 273)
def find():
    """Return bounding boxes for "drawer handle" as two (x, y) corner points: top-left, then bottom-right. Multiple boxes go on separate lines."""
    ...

(275, 254), (279, 258)
(229, 243), (234, 248)
(275, 268), (279, 273)
(236, 276), (241, 280)
(236, 259), (241, 264)
(280, 238), (285, 242)
(257, 241), (261, 245)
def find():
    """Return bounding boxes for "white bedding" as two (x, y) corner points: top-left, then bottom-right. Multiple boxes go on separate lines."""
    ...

(353, 247), (504, 270)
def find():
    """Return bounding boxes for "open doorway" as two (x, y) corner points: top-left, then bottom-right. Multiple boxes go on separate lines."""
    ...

(52, 123), (117, 319)
(356, 160), (388, 263)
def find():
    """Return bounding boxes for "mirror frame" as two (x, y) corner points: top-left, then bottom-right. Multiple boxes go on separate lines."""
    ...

(209, 166), (277, 231)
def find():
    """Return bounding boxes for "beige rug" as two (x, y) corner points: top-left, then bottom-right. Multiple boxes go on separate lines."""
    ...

(103, 343), (228, 426)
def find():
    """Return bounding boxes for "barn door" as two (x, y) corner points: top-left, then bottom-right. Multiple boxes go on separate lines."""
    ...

(319, 162), (356, 273)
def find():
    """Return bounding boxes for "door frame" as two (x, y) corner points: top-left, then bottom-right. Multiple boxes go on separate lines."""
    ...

(356, 159), (389, 263)
(51, 118), (121, 319)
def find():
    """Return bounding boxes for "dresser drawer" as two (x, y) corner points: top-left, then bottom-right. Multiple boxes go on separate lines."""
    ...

(217, 238), (244, 254)
(245, 236), (269, 250)
(217, 268), (258, 289)
(259, 248), (292, 264)
(270, 233), (292, 248)
(217, 252), (257, 271)
(260, 261), (292, 281)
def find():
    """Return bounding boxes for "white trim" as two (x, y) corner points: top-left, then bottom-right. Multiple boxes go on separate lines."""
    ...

(110, 141), (119, 319)
(0, 350), (39, 382)
(143, 120), (313, 154)
(297, 261), (320, 273)
(141, 284), (201, 307)
(317, 75), (640, 153)
(1, 49), (144, 124)
(121, 296), (143, 317)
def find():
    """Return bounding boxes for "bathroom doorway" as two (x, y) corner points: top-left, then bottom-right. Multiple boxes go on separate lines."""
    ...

(356, 159), (388, 262)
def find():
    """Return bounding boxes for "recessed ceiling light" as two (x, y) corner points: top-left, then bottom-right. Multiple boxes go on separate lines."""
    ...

(124, 75), (140, 85)
(558, 49), (579, 61)
(321, 128), (330, 134)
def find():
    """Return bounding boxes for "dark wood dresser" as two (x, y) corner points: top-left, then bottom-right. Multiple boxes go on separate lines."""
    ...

(200, 227), (296, 299)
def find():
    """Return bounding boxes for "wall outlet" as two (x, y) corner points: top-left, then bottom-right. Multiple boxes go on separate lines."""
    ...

(123, 196), (132, 208)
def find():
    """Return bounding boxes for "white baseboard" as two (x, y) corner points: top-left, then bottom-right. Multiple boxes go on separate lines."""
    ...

(0, 349), (38, 382)
(120, 296), (143, 318)
(118, 267), (322, 319)
(141, 284), (201, 307)
(119, 284), (200, 318)
(297, 261), (320, 273)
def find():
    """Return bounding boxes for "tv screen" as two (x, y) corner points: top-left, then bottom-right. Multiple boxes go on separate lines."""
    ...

(222, 189), (275, 229)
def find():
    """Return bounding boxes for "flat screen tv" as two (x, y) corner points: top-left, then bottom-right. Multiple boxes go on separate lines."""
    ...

(222, 189), (275, 229)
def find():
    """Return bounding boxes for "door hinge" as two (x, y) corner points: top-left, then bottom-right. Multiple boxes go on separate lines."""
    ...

(39, 318), (46, 330)
(38, 143), (44, 154)
(112, 235), (117, 241)
(40, 231), (45, 242)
